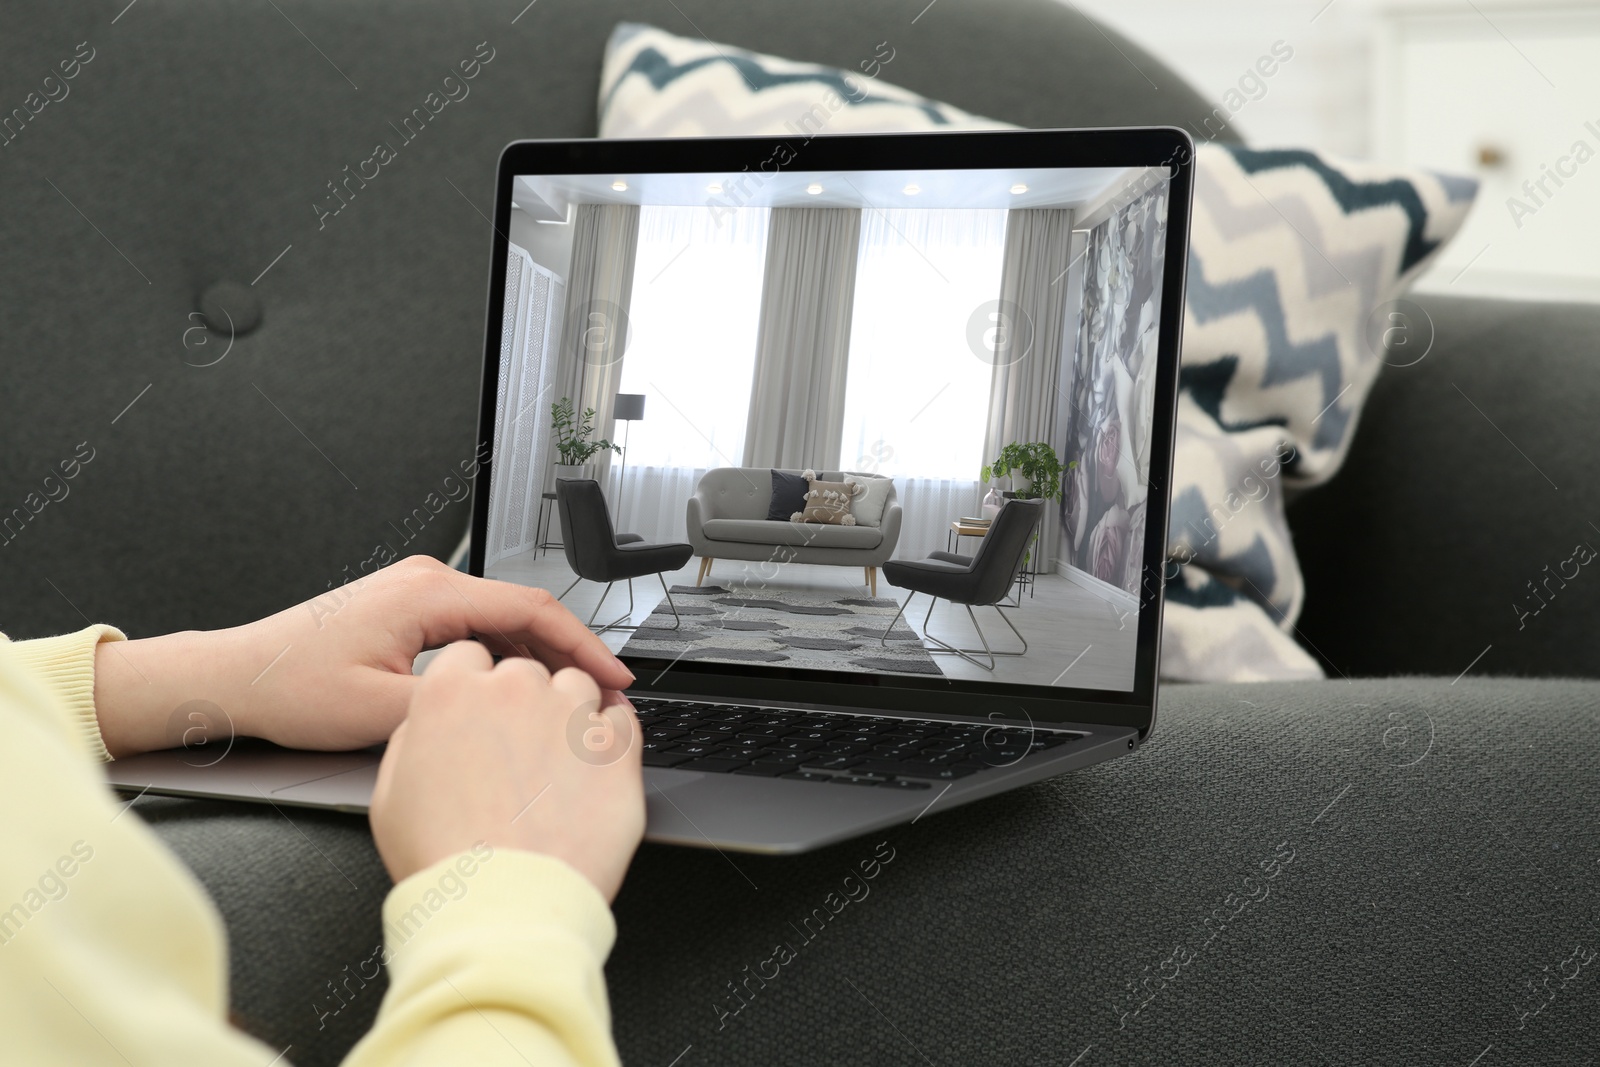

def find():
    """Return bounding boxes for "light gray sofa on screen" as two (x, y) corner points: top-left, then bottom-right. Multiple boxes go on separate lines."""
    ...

(4, 2), (1599, 1065)
(686, 467), (902, 592)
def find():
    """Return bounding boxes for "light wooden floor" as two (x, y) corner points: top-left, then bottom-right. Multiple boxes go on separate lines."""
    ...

(487, 549), (1138, 691)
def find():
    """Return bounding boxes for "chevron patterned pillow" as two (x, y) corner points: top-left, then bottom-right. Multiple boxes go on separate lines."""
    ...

(595, 23), (1477, 683)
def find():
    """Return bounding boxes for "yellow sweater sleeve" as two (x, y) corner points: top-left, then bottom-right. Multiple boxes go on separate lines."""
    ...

(0, 628), (624, 1066)
(345, 850), (622, 1067)
(2, 623), (122, 762)
(0, 627), (275, 1063)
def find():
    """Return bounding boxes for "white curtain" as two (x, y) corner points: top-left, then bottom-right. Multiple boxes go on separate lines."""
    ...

(741, 207), (863, 470)
(609, 205), (770, 538)
(604, 465), (711, 545)
(839, 207), (1008, 560)
(556, 203), (641, 487)
(889, 477), (991, 563)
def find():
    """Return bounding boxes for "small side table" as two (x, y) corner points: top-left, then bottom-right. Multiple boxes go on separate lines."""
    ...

(535, 492), (562, 558)
(1012, 534), (1037, 601)
(947, 520), (990, 554)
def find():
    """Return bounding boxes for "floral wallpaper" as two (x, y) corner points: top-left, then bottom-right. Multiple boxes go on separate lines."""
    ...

(1060, 180), (1168, 598)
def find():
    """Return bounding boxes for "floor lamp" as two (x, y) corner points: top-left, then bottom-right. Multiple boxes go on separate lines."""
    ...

(612, 392), (646, 529)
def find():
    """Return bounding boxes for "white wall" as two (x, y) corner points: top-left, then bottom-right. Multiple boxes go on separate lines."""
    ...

(1066, 0), (1600, 301)
(508, 207), (575, 280)
(1063, 0), (1388, 158)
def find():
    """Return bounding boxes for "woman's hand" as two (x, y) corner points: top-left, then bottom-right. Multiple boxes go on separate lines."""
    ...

(92, 556), (635, 758)
(369, 640), (644, 900)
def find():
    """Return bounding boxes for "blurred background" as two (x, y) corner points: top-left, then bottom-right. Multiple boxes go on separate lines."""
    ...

(1071, 0), (1600, 304)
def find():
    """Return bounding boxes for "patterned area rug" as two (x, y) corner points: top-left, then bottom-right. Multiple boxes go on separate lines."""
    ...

(619, 585), (944, 676)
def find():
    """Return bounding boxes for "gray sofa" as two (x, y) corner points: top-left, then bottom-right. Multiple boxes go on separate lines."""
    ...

(4, 2), (1598, 1065)
(686, 468), (902, 593)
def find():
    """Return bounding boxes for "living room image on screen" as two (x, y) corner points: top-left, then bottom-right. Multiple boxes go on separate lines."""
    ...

(483, 165), (1170, 692)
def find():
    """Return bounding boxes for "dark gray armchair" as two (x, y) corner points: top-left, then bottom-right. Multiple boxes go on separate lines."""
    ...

(554, 478), (692, 633)
(881, 499), (1041, 669)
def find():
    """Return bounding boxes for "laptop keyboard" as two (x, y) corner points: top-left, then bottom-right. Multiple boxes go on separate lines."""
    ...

(630, 699), (1083, 789)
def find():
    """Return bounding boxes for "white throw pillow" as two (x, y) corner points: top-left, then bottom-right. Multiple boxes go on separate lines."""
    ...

(844, 474), (893, 529)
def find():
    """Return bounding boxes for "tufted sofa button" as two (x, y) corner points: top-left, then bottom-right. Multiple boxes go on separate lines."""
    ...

(197, 281), (263, 336)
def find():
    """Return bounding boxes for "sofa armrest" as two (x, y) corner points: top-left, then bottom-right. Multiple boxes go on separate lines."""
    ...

(876, 501), (903, 561)
(685, 490), (710, 556)
(1290, 292), (1600, 678)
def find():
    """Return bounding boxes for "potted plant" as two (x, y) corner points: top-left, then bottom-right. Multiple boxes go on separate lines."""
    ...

(551, 397), (621, 481)
(981, 442), (1072, 501)
(981, 442), (1075, 575)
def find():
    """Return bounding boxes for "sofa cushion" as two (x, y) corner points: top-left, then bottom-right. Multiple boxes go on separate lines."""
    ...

(143, 677), (1600, 1066)
(765, 469), (809, 521)
(794, 470), (862, 526)
(845, 473), (893, 528)
(598, 24), (1478, 685)
(1291, 292), (1600, 678)
(602, 23), (996, 137)
(701, 518), (882, 550)
(695, 468), (775, 521)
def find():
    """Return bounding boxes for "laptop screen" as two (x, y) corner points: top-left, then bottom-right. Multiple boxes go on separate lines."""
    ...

(476, 133), (1187, 723)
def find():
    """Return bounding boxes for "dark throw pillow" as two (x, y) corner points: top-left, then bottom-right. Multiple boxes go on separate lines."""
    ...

(767, 469), (809, 521)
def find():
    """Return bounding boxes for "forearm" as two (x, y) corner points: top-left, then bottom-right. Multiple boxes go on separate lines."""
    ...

(84, 556), (638, 760)
(92, 627), (258, 759)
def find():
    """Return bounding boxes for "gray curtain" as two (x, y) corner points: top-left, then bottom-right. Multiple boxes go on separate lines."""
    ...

(982, 208), (1075, 570)
(741, 207), (862, 471)
(555, 203), (640, 485)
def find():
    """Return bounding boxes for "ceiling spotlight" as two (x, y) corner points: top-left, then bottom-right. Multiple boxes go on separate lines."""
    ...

(612, 180), (628, 191)
(806, 182), (824, 195)
(706, 182), (723, 194)
(1010, 183), (1029, 195)
(903, 183), (921, 195)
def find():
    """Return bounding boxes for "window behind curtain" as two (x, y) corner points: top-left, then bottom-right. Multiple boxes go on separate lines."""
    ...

(839, 208), (1008, 479)
(617, 205), (771, 469)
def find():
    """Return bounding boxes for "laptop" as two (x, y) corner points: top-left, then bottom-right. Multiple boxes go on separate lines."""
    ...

(106, 127), (1193, 854)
